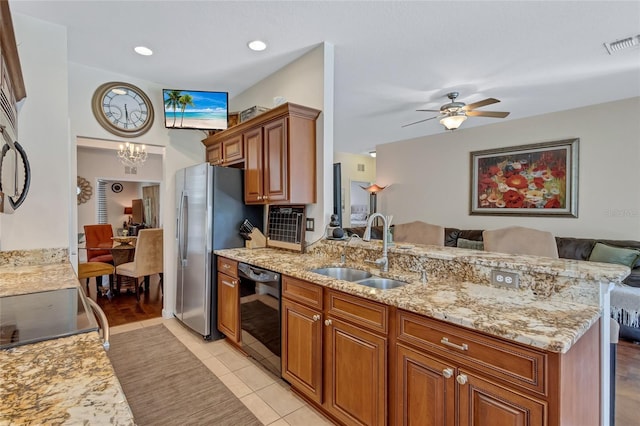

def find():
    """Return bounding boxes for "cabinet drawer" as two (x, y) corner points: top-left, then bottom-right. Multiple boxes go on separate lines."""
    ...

(326, 290), (388, 334)
(282, 276), (323, 309)
(217, 257), (238, 279)
(397, 310), (546, 395)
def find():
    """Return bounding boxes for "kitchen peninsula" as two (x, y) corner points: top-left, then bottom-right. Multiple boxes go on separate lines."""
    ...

(216, 238), (629, 426)
(0, 248), (134, 425)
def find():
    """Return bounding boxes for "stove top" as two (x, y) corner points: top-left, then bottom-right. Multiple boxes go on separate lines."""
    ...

(0, 287), (99, 350)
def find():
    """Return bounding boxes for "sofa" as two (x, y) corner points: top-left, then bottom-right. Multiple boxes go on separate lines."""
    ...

(345, 225), (640, 342)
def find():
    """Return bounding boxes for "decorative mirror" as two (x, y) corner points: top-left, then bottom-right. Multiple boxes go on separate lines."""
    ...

(0, 141), (31, 211)
(77, 176), (92, 205)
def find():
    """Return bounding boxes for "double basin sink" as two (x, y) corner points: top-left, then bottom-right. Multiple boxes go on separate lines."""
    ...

(309, 267), (408, 290)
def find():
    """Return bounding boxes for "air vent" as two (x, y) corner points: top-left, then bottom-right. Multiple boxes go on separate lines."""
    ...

(604, 35), (640, 54)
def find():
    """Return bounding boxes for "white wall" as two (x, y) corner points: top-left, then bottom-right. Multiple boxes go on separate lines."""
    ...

(68, 62), (206, 317)
(0, 14), (69, 250)
(8, 14), (207, 317)
(377, 97), (640, 240)
(231, 43), (334, 241)
(334, 152), (376, 226)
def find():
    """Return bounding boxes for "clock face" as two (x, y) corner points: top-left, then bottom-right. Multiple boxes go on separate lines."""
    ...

(92, 82), (154, 138)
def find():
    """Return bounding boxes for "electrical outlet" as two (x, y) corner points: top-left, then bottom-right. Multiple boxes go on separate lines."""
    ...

(491, 270), (520, 289)
(306, 218), (315, 231)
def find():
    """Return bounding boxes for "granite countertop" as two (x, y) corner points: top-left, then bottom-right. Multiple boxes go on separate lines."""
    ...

(215, 243), (614, 353)
(0, 248), (134, 425)
(0, 262), (82, 297)
(0, 332), (133, 425)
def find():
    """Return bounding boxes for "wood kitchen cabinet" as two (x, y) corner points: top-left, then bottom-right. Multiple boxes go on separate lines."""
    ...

(282, 275), (388, 426)
(394, 309), (600, 426)
(201, 103), (320, 205)
(217, 257), (240, 344)
(205, 135), (244, 166)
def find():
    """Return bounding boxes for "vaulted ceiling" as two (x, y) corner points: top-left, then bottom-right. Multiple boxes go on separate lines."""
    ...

(11, 0), (640, 154)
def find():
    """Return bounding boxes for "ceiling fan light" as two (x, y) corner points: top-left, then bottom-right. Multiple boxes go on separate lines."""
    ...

(440, 113), (467, 130)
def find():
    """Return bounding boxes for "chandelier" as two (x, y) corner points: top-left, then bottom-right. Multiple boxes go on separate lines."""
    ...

(117, 142), (147, 167)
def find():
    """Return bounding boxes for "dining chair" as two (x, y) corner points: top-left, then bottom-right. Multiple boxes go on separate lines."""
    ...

(83, 224), (114, 294)
(115, 228), (163, 301)
(393, 221), (445, 246)
(482, 225), (559, 258)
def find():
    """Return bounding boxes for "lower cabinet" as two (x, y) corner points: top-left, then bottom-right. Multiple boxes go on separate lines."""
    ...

(217, 257), (240, 344)
(395, 343), (546, 426)
(281, 276), (388, 426)
(281, 298), (323, 403)
(324, 316), (387, 426)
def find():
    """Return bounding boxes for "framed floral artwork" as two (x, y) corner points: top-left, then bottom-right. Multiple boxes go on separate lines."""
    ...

(470, 139), (579, 217)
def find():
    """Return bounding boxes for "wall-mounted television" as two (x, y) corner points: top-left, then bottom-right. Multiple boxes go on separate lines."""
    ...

(163, 89), (228, 131)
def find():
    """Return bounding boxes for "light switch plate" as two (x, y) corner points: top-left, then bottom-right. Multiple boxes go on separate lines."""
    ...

(491, 270), (520, 289)
(306, 218), (315, 231)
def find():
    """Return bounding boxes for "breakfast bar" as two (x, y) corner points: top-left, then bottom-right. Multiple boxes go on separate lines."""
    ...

(215, 238), (629, 426)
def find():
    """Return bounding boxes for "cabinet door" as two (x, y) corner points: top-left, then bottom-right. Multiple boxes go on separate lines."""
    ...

(457, 369), (546, 426)
(244, 127), (264, 203)
(223, 135), (244, 165)
(396, 344), (456, 426)
(281, 298), (323, 404)
(207, 141), (223, 165)
(263, 118), (288, 203)
(217, 272), (240, 343)
(324, 317), (387, 426)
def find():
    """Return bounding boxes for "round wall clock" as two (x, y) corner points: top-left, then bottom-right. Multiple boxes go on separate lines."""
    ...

(111, 182), (123, 193)
(91, 81), (154, 138)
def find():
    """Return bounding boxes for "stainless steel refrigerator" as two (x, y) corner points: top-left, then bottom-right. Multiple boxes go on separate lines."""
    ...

(175, 163), (262, 340)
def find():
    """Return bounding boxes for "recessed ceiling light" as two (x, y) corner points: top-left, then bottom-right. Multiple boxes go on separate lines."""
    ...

(134, 46), (153, 56)
(248, 40), (267, 51)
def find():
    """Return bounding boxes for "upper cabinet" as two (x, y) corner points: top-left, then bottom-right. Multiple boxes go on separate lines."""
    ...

(202, 103), (320, 205)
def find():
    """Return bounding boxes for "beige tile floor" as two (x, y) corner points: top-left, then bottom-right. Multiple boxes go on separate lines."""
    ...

(111, 317), (335, 426)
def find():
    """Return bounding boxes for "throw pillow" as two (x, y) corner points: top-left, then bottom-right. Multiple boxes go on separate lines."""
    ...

(457, 238), (484, 250)
(588, 242), (640, 268)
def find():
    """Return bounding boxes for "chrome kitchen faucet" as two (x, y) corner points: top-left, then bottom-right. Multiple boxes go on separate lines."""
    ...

(362, 213), (389, 273)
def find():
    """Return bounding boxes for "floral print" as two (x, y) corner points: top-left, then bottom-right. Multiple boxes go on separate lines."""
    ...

(476, 148), (567, 209)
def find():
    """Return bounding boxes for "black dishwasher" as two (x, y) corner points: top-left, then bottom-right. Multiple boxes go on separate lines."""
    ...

(237, 263), (281, 377)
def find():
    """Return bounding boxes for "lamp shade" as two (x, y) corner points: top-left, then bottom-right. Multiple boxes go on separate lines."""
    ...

(440, 113), (467, 130)
(360, 184), (387, 194)
(124, 207), (133, 215)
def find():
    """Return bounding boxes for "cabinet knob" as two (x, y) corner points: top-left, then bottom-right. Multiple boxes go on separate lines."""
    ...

(324, 319), (332, 326)
(442, 368), (454, 379)
(263, 195), (269, 201)
(257, 195), (263, 200)
(312, 314), (320, 321)
(456, 374), (468, 385)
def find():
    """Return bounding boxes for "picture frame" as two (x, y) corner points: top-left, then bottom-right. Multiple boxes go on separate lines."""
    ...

(470, 138), (579, 217)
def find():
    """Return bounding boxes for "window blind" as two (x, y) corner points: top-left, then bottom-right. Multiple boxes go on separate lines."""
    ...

(97, 180), (108, 224)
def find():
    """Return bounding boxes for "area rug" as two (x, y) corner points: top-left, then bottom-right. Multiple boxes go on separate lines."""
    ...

(108, 324), (261, 426)
(241, 300), (281, 356)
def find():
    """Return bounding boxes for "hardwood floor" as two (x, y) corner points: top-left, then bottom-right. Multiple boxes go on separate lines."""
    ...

(90, 276), (639, 425)
(616, 339), (640, 426)
(85, 274), (163, 327)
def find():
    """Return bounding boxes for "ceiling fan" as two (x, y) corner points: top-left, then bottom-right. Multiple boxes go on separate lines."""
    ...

(402, 92), (510, 130)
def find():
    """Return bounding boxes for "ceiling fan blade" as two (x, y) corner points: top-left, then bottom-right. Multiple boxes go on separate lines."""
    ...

(462, 98), (500, 111)
(416, 109), (441, 112)
(466, 110), (510, 118)
(401, 115), (439, 128)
